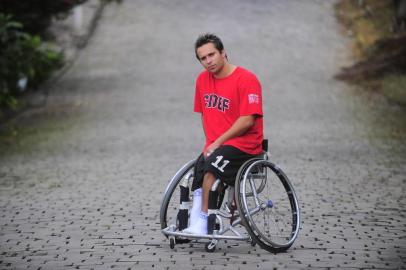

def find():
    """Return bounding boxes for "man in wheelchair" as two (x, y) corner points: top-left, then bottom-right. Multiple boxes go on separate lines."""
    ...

(183, 33), (264, 235)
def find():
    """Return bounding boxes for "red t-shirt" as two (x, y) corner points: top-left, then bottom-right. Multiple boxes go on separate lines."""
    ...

(194, 67), (264, 155)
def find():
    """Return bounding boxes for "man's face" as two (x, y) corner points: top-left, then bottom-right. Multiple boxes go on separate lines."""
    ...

(196, 43), (226, 74)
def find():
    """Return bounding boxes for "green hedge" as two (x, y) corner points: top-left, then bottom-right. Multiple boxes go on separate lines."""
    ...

(0, 0), (121, 117)
(0, 0), (87, 35)
(0, 14), (63, 114)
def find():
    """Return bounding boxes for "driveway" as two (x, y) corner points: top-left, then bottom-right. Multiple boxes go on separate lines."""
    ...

(1, 1), (405, 269)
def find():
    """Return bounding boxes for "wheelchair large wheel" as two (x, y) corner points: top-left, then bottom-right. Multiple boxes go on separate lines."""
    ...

(235, 159), (300, 253)
(160, 159), (196, 232)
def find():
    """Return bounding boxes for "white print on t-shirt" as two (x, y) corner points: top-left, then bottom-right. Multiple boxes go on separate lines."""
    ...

(211, 155), (230, 173)
(248, 94), (259, 104)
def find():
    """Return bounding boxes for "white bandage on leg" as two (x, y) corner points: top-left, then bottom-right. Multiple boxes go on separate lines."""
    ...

(182, 212), (208, 235)
(189, 188), (202, 226)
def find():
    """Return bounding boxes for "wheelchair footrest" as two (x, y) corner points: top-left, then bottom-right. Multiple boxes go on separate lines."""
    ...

(162, 226), (249, 241)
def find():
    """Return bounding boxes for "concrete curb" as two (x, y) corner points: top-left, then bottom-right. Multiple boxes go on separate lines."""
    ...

(42, 0), (106, 100)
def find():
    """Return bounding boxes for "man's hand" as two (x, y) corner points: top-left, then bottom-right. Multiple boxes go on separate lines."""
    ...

(203, 115), (256, 158)
(204, 141), (221, 158)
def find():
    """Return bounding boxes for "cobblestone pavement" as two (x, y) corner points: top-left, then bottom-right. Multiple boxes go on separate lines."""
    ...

(1, 0), (406, 269)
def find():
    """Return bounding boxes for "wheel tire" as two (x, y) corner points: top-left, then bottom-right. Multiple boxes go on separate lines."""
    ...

(160, 159), (196, 231)
(235, 159), (300, 253)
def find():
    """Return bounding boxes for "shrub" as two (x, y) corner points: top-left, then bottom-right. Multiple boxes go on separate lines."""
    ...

(0, 0), (87, 35)
(0, 14), (63, 113)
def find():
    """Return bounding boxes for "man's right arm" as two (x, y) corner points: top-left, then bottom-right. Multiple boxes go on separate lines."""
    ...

(201, 115), (206, 138)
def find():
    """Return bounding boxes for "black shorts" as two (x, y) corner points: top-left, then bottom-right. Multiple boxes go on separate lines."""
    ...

(191, 145), (258, 190)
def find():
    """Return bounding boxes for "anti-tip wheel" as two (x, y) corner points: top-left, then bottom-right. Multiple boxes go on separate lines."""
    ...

(205, 241), (216, 253)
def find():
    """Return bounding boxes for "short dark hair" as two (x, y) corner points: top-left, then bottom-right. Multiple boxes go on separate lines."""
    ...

(194, 33), (224, 60)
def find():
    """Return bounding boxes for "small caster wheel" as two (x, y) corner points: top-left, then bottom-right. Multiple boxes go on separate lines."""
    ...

(169, 237), (175, 249)
(249, 237), (256, 247)
(205, 241), (216, 252)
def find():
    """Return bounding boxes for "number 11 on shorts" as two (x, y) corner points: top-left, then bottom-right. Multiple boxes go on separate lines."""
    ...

(211, 155), (230, 173)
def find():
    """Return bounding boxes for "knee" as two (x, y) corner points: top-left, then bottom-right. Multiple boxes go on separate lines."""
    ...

(202, 172), (215, 185)
(203, 171), (215, 180)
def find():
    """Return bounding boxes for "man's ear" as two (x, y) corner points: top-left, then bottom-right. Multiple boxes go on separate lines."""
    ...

(221, 50), (228, 60)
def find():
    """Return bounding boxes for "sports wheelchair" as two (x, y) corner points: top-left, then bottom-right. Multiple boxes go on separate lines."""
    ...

(160, 140), (300, 253)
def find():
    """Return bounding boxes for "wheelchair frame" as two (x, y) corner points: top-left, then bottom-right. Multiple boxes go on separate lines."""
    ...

(160, 151), (300, 253)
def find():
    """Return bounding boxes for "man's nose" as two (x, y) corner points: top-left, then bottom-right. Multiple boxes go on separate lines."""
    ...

(205, 57), (212, 65)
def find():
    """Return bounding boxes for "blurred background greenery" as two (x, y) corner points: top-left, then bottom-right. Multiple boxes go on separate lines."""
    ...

(335, 0), (406, 106)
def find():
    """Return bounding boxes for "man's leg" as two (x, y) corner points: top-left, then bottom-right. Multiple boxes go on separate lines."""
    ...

(183, 146), (255, 235)
(182, 171), (215, 234)
(201, 171), (216, 213)
(188, 154), (205, 227)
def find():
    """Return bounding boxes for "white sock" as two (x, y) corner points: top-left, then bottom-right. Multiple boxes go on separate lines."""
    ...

(189, 188), (202, 226)
(183, 212), (208, 235)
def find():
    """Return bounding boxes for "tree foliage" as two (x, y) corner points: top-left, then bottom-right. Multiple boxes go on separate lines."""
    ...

(0, 0), (87, 35)
(0, 1), (88, 116)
